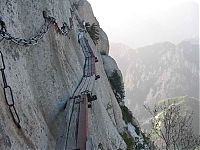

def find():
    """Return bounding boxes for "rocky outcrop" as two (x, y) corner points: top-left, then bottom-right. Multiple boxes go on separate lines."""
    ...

(90, 50), (126, 149)
(78, 0), (109, 55)
(102, 55), (123, 78)
(0, 0), (126, 149)
(96, 28), (109, 55)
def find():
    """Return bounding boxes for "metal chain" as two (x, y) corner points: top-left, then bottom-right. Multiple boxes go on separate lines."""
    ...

(0, 1), (93, 133)
(0, 13), (74, 46)
(68, 31), (98, 149)
(0, 1), (83, 46)
(65, 1), (101, 148)
(0, 6), (78, 131)
(0, 51), (21, 128)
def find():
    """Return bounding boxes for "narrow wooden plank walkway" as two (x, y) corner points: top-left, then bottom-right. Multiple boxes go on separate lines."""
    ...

(59, 29), (99, 150)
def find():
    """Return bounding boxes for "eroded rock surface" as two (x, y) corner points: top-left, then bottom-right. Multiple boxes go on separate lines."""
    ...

(0, 0), (126, 149)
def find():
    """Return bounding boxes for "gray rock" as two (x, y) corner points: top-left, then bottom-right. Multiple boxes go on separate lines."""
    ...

(78, 0), (109, 55)
(0, 0), (126, 149)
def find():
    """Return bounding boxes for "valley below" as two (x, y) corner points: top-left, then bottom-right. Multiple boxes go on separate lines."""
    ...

(110, 39), (199, 133)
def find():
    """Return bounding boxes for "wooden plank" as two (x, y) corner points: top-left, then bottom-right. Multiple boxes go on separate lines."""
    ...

(77, 95), (88, 150)
(64, 98), (75, 149)
(88, 57), (92, 77)
(84, 37), (94, 55)
(87, 77), (93, 92)
(74, 77), (87, 97)
(91, 56), (95, 75)
(80, 39), (89, 58)
(84, 58), (89, 77)
(82, 38), (92, 57)
(62, 31), (97, 149)
(55, 109), (68, 150)
(83, 77), (92, 93)
(66, 98), (80, 150)
(80, 34), (92, 59)
(80, 77), (91, 94)
(86, 137), (95, 150)
(87, 75), (95, 92)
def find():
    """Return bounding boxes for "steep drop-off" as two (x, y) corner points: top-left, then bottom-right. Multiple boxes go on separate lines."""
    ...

(110, 40), (199, 130)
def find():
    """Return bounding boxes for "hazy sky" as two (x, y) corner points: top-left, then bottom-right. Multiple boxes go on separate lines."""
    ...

(87, 0), (199, 48)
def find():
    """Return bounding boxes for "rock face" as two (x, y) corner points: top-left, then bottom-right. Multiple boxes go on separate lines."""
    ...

(102, 55), (123, 79)
(0, 0), (126, 149)
(78, 0), (109, 55)
(96, 28), (110, 55)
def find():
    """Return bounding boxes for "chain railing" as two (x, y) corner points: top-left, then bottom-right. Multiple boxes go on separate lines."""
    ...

(0, 10), (76, 128)
(0, 12), (74, 47)
(0, 0), (85, 46)
(0, 2), (81, 50)
(0, 51), (21, 128)
(0, 0), (98, 143)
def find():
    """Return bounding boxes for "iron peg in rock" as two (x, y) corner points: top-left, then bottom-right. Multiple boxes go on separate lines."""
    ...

(88, 102), (92, 108)
(0, 16), (7, 33)
(87, 94), (97, 102)
(69, 18), (74, 30)
(70, 8), (74, 16)
(92, 95), (97, 101)
(95, 57), (98, 62)
(74, 95), (81, 99)
(69, 96), (74, 99)
(88, 95), (97, 108)
(42, 11), (48, 19)
(95, 75), (100, 80)
(0, 51), (5, 71)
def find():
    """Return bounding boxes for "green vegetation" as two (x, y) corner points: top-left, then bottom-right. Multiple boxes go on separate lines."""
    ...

(145, 97), (200, 150)
(120, 105), (153, 149)
(141, 132), (153, 148)
(195, 145), (200, 150)
(108, 70), (125, 103)
(85, 22), (99, 45)
(100, 51), (107, 55)
(119, 102), (141, 134)
(121, 131), (152, 150)
(158, 96), (186, 105)
(98, 143), (104, 150)
(121, 132), (135, 150)
(120, 105), (133, 123)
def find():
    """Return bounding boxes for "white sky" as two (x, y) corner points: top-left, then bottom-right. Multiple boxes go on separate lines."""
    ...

(87, 0), (199, 48)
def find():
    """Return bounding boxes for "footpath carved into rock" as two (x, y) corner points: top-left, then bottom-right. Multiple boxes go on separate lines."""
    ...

(63, 31), (99, 150)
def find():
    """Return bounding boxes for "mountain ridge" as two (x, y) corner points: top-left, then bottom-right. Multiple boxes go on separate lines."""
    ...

(110, 39), (199, 131)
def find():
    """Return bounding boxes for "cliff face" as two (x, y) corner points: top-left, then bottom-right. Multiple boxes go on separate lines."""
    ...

(78, 0), (109, 55)
(0, 0), (126, 149)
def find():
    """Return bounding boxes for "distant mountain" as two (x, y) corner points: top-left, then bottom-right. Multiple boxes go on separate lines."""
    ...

(110, 40), (199, 129)
(109, 43), (131, 68)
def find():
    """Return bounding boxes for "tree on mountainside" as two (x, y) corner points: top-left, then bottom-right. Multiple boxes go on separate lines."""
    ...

(85, 22), (99, 45)
(144, 99), (200, 150)
(108, 70), (125, 103)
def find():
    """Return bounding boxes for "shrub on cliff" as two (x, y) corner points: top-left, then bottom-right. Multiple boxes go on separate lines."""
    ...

(120, 105), (133, 124)
(121, 132), (135, 150)
(85, 22), (99, 45)
(108, 70), (125, 103)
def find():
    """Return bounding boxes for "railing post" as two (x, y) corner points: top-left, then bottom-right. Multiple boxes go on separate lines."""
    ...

(77, 95), (88, 150)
